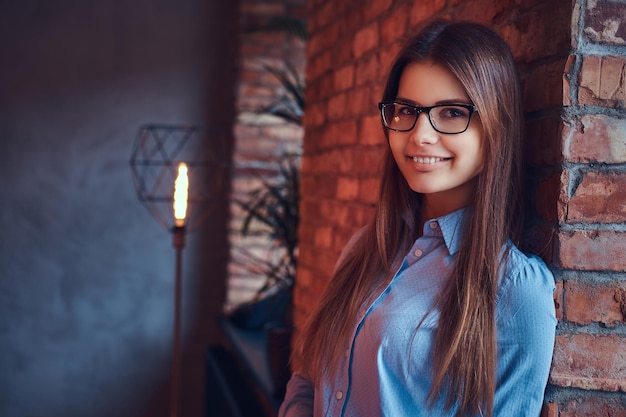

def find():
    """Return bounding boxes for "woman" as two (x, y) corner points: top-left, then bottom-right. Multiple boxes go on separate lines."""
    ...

(279, 20), (556, 417)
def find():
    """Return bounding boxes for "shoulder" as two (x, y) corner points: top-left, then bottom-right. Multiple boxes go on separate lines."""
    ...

(500, 242), (555, 291)
(496, 242), (557, 328)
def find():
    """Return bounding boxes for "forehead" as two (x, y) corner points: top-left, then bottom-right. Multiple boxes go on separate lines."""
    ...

(396, 61), (470, 105)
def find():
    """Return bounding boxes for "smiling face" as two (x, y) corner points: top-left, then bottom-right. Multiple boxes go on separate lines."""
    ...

(388, 61), (485, 219)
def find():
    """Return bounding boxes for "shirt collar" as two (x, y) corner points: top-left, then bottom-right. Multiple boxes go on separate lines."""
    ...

(422, 207), (468, 255)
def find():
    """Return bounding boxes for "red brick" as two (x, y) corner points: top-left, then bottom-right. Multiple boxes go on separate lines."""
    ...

(298, 237), (341, 273)
(317, 200), (372, 230)
(298, 197), (322, 223)
(301, 175), (337, 200)
(346, 86), (371, 119)
(358, 177), (381, 205)
(449, 0), (509, 25)
(298, 223), (317, 248)
(409, 0), (446, 27)
(308, 1), (335, 32)
(362, 0), (392, 22)
(320, 120), (358, 148)
(560, 396), (626, 417)
(540, 402), (558, 417)
(551, 334), (626, 391)
(567, 171), (626, 223)
(306, 148), (355, 174)
(308, 21), (340, 57)
(583, 0), (626, 46)
(379, 41), (402, 81)
(338, 6), (365, 38)
(353, 22), (379, 58)
(563, 281), (626, 326)
(238, 83), (275, 98)
(566, 114), (626, 163)
(380, 3), (409, 45)
(556, 230), (626, 271)
(307, 50), (333, 81)
(239, 42), (267, 57)
(261, 123), (302, 142)
(360, 114), (385, 146)
(245, 31), (287, 48)
(336, 176), (359, 201)
(554, 279), (564, 322)
(563, 54), (576, 106)
(330, 39), (354, 68)
(307, 72), (333, 103)
(314, 225), (334, 248)
(319, 199), (350, 225)
(327, 92), (349, 122)
(355, 54), (380, 86)
(304, 101), (327, 127)
(557, 170), (571, 223)
(370, 82), (384, 105)
(499, 22), (531, 62)
(579, 55), (626, 107)
(334, 64), (354, 91)
(352, 146), (386, 175)
(343, 203), (375, 229)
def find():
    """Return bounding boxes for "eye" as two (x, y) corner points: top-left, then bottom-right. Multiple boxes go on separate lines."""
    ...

(437, 106), (470, 119)
(397, 105), (417, 117)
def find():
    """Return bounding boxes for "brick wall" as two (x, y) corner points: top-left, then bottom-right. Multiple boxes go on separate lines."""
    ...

(227, 0), (306, 308)
(296, 0), (626, 414)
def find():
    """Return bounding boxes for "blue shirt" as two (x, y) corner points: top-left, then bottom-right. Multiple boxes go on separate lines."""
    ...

(279, 209), (557, 417)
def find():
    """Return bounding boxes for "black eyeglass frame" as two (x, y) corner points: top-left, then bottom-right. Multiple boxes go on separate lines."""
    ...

(378, 101), (478, 134)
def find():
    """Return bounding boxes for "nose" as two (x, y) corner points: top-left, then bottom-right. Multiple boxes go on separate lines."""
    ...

(409, 111), (439, 145)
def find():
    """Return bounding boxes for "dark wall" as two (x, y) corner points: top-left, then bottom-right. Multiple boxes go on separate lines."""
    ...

(0, 1), (238, 416)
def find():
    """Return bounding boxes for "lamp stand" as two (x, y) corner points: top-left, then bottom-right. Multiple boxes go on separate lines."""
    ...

(171, 225), (185, 417)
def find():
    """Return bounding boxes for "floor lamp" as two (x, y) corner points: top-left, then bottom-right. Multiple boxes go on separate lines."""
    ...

(129, 124), (228, 417)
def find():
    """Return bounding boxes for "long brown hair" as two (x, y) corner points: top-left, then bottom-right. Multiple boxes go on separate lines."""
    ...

(294, 21), (524, 417)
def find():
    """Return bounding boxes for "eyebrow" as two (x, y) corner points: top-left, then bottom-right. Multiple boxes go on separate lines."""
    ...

(394, 96), (473, 106)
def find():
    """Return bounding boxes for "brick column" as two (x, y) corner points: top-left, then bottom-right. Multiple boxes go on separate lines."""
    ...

(543, 1), (626, 415)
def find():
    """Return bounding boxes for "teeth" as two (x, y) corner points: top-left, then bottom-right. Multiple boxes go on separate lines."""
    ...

(412, 156), (443, 164)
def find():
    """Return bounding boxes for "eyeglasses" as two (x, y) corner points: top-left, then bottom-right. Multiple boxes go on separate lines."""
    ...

(378, 101), (478, 134)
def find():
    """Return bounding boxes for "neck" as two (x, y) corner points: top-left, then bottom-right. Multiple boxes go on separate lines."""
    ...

(420, 179), (478, 223)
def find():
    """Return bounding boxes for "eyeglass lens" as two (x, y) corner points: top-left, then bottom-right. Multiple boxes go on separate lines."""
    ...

(381, 103), (472, 134)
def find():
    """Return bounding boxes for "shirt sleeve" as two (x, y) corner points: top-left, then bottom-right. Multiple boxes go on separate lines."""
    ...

(278, 372), (314, 417)
(493, 252), (557, 417)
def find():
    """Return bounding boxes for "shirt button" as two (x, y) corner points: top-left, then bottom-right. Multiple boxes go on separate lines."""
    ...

(414, 249), (423, 257)
(336, 391), (344, 400)
(345, 349), (350, 358)
(429, 221), (438, 229)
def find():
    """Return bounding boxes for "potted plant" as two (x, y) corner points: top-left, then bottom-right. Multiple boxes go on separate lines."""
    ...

(228, 151), (300, 330)
(228, 56), (305, 397)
